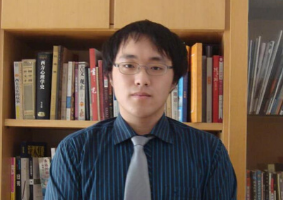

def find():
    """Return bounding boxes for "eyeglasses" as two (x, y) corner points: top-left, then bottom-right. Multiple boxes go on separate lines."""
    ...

(113, 62), (173, 76)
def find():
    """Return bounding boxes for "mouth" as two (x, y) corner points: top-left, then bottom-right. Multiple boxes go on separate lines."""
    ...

(131, 92), (151, 98)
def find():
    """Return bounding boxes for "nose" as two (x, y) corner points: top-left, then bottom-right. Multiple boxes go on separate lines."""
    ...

(134, 67), (151, 86)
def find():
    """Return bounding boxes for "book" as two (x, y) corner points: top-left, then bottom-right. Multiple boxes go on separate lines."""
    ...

(11, 157), (16, 200)
(218, 56), (224, 122)
(38, 157), (51, 198)
(78, 62), (88, 120)
(88, 68), (92, 120)
(35, 52), (53, 119)
(85, 67), (90, 120)
(212, 55), (220, 123)
(13, 61), (23, 119)
(21, 141), (47, 158)
(16, 156), (21, 200)
(22, 59), (36, 119)
(29, 157), (43, 200)
(89, 48), (99, 121)
(60, 63), (68, 120)
(66, 61), (75, 120)
(182, 72), (189, 122)
(74, 63), (79, 120)
(98, 60), (105, 120)
(50, 46), (60, 120)
(190, 43), (203, 122)
(103, 75), (110, 120)
(171, 85), (178, 120)
(178, 77), (184, 122)
(21, 157), (30, 200)
(206, 48), (213, 123)
(202, 55), (207, 122)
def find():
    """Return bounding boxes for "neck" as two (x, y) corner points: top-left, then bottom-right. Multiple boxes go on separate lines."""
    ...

(121, 113), (163, 135)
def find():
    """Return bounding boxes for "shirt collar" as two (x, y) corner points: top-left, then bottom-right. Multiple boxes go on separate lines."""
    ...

(113, 113), (173, 145)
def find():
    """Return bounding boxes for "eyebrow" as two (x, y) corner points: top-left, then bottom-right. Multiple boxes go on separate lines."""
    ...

(118, 54), (166, 62)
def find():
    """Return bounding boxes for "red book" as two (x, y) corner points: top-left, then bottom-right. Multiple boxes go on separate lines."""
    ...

(89, 48), (98, 121)
(98, 60), (105, 120)
(212, 55), (220, 123)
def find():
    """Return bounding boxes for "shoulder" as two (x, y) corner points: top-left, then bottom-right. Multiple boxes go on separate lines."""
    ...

(58, 117), (116, 151)
(167, 117), (223, 154)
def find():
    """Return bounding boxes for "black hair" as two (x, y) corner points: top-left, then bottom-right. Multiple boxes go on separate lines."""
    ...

(102, 20), (188, 84)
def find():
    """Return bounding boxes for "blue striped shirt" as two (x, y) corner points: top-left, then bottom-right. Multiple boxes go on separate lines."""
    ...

(45, 114), (237, 200)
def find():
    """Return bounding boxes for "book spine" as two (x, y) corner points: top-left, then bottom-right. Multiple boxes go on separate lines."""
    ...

(218, 56), (224, 122)
(36, 52), (53, 119)
(66, 62), (73, 120)
(14, 61), (23, 119)
(88, 68), (93, 120)
(113, 93), (119, 117)
(29, 157), (34, 200)
(171, 85), (178, 120)
(96, 67), (101, 120)
(108, 79), (113, 118)
(190, 43), (203, 122)
(247, 170), (251, 200)
(212, 55), (220, 123)
(206, 57), (213, 123)
(202, 56), (207, 122)
(85, 67), (90, 120)
(178, 77), (184, 122)
(89, 48), (98, 121)
(74, 63), (78, 120)
(182, 72), (188, 122)
(16, 156), (21, 200)
(78, 62), (86, 120)
(21, 158), (30, 200)
(103, 75), (110, 120)
(38, 157), (51, 198)
(60, 63), (68, 120)
(22, 59), (36, 119)
(166, 93), (172, 118)
(98, 60), (104, 120)
(50, 46), (59, 120)
(11, 157), (15, 200)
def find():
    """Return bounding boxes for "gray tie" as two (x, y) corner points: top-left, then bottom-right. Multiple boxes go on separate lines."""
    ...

(124, 136), (154, 200)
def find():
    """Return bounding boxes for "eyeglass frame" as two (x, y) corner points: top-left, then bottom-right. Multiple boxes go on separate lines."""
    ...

(113, 62), (174, 76)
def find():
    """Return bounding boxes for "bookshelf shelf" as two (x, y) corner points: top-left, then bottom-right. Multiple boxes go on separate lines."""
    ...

(4, 119), (223, 131)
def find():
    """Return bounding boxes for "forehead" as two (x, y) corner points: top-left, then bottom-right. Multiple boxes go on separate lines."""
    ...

(116, 36), (170, 62)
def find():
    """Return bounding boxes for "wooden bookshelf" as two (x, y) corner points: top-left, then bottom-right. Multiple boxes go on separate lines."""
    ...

(0, 0), (248, 199)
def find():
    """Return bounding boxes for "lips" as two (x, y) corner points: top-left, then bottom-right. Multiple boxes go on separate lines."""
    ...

(131, 92), (151, 97)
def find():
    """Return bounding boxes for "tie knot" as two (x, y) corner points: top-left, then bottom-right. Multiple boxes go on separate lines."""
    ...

(131, 136), (154, 146)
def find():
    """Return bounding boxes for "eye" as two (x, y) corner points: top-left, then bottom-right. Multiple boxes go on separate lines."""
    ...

(150, 65), (165, 71)
(122, 63), (136, 69)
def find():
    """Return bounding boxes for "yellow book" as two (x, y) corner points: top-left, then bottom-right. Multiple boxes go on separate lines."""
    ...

(190, 43), (202, 122)
(50, 46), (59, 120)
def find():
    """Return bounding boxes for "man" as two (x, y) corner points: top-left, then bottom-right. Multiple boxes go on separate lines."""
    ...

(45, 20), (237, 200)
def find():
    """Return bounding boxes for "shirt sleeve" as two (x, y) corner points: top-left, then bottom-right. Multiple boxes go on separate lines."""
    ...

(44, 139), (82, 200)
(203, 140), (237, 200)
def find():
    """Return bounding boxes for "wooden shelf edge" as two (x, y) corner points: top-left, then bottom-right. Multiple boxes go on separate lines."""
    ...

(4, 119), (97, 129)
(5, 119), (223, 131)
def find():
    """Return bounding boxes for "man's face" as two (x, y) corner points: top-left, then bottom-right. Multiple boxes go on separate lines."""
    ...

(110, 36), (175, 121)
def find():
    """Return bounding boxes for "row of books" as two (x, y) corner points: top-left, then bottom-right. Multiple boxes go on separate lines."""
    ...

(248, 30), (283, 115)
(13, 43), (223, 123)
(10, 142), (54, 200)
(247, 163), (283, 200)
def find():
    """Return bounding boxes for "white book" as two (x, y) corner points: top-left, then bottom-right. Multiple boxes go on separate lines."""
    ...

(66, 61), (74, 120)
(78, 62), (87, 120)
(249, 36), (261, 114)
(171, 85), (178, 120)
(206, 57), (213, 123)
(21, 157), (30, 200)
(113, 94), (119, 117)
(38, 157), (51, 198)
(14, 61), (23, 119)
(29, 157), (43, 200)
(256, 41), (275, 114)
(51, 147), (57, 160)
